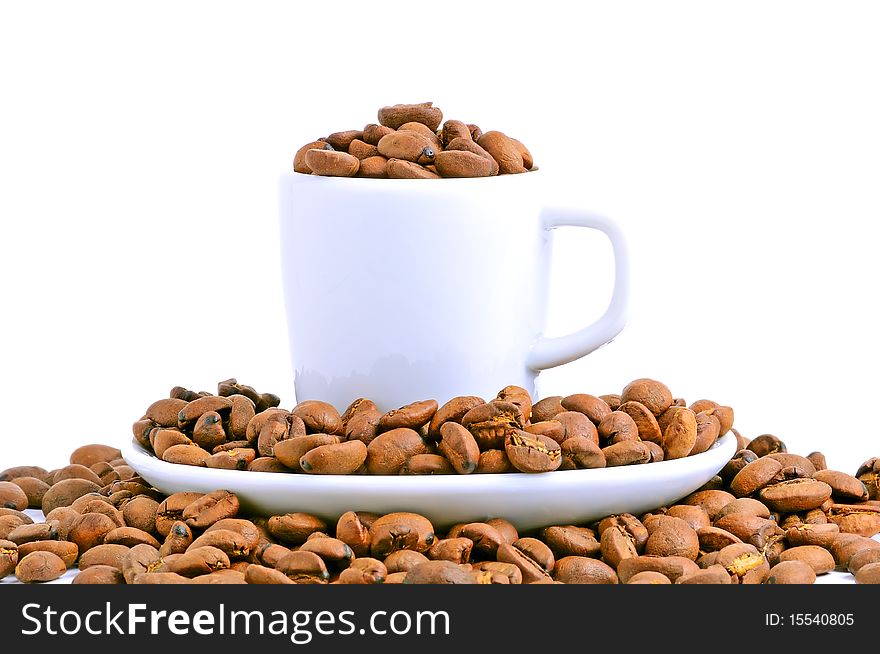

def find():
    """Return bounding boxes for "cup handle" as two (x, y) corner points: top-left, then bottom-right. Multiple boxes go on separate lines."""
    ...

(526, 206), (630, 372)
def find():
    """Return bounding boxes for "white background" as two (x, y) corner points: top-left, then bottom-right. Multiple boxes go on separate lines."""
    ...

(1, 1), (878, 475)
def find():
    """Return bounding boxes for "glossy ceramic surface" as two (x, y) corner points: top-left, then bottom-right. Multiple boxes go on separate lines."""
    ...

(278, 172), (629, 411)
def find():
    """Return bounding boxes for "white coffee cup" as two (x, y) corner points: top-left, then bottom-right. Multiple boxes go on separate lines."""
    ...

(279, 171), (629, 411)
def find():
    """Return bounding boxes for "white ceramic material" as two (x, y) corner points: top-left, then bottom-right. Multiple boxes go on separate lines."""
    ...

(278, 172), (630, 411)
(122, 433), (736, 531)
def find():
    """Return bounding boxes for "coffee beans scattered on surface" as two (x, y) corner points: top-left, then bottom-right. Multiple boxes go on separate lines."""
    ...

(2, 377), (878, 584)
(293, 102), (534, 178)
(131, 378), (733, 475)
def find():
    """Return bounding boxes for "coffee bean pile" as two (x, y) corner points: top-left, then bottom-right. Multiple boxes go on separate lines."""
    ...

(131, 378), (734, 475)
(1, 432), (878, 584)
(293, 102), (533, 178)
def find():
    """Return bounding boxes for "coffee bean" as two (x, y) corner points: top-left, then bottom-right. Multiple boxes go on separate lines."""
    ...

(462, 401), (524, 450)
(268, 513), (327, 545)
(366, 428), (428, 474)
(531, 396), (565, 422)
(747, 434), (787, 456)
(766, 560), (816, 584)
(505, 429), (562, 473)
(15, 550), (67, 583)
(370, 512), (434, 558)
(617, 401), (662, 444)
(182, 490), (240, 529)
(301, 440), (368, 474)
(378, 102), (443, 131)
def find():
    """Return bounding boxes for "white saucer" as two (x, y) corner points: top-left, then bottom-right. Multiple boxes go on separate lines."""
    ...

(122, 433), (737, 531)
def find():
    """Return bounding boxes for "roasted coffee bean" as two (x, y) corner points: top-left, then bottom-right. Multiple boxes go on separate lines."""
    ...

(714, 497), (771, 521)
(617, 401), (662, 444)
(183, 490), (240, 529)
(644, 519), (700, 560)
(1, 539), (19, 578)
(274, 434), (339, 471)
(719, 449), (759, 483)
(496, 543), (552, 583)
(474, 449), (512, 473)
(324, 130), (363, 151)
(462, 401), (524, 450)
(662, 408), (698, 460)
(190, 529), (251, 559)
(275, 550), (329, 583)
(402, 560), (474, 584)
(778, 546), (835, 575)
(758, 478), (833, 512)
(366, 428), (429, 474)
(268, 513), (327, 545)
(291, 400), (343, 435)
(553, 411), (599, 445)
(245, 564), (295, 584)
(428, 396), (485, 438)
(155, 492), (203, 537)
(9, 477), (50, 509)
(616, 556), (700, 583)
(766, 560), (816, 584)
(7, 521), (58, 545)
(856, 457), (880, 500)
(621, 379), (674, 417)
(602, 440), (650, 467)
(379, 399), (438, 431)
(531, 396), (565, 422)
(682, 489), (736, 520)
(79, 543), (130, 571)
(1, 466), (52, 484)
(159, 521), (193, 557)
(104, 526), (160, 548)
(386, 159), (439, 179)
(68, 512), (117, 553)
(400, 454), (454, 475)
(168, 546), (230, 578)
(335, 511), (370, 557)
(301, 440), (368, 474)
(560, 436), (605, 470)
(597, 411), (640, 445)
(303, 149), (359, 177)
(17, 540), (78, 568)
(676, 565), (733, 585)
(427, 537), (473, 564)
(41, 478), (102, 514)
(73, 565), (125, 584)
(378, 102), (442, 131)
(730, 457), (784, 497)
(691, 412), (721, 455)
(15, 550), (67, 583)
(338, 557), (387, 584)
(206, 448), (257, 471)
(748, 434), (787, 456)
(627, 570), (672, 584)
(715, 543), (770, 584)
(854, 562), (880, 584)
(162, 444), (210, 467)
(476, 131), (528, 174)
(601, 525), (639, 568)
(715, 514), (783, 550)
(541, 525), (600, 558)
(505, 429), (561, 473)
(370, 512), (434, 558)
(437, 422), (480, 474)
(829, 534), (880, 569)
(848, 548), (880, 575)
(551, 556), (617, 584)
(826, 503), (880, 537)
(814, 469), (869, 501)
(526, 421), (567, 444)
(560, 394), (611, 425)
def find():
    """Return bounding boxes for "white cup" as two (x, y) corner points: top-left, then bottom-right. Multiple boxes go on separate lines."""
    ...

(279, 171), (629, 411)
